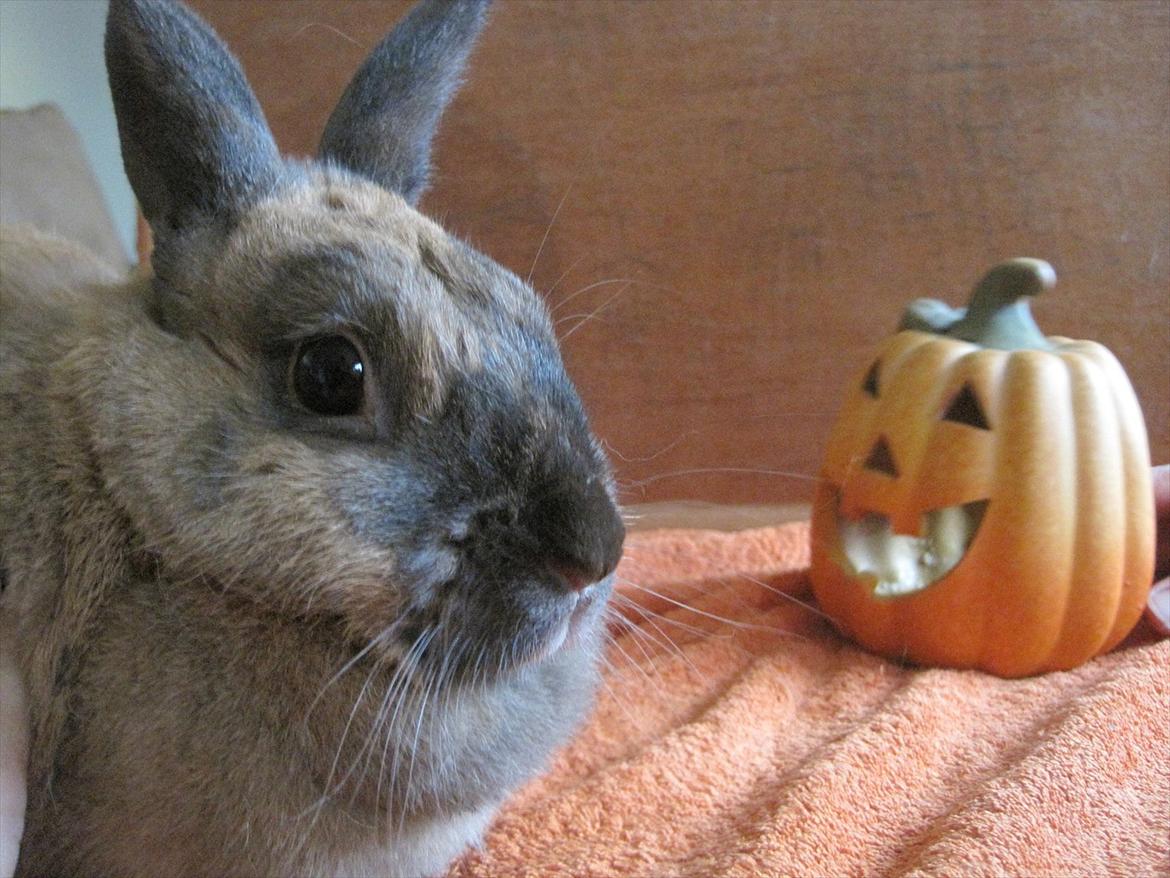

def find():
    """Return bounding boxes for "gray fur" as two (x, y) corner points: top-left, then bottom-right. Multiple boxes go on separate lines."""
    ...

(0, 1), (622, 875)
(319, 0), (492, 204)
(105, 0), (281, 237)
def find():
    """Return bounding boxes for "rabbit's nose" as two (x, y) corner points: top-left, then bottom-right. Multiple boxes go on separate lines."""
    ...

(524, 478), (625, 593)
(548, 547), (616, 593)
(550, 562), (593, 594)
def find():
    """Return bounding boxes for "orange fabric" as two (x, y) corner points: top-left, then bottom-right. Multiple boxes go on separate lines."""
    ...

(451, 523), (1170, 878)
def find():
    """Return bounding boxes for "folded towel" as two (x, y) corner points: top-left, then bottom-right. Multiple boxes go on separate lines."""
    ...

(451, 522), (1169, 877)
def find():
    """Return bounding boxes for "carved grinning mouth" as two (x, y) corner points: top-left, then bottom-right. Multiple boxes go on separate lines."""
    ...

(834, 493), (989, 597)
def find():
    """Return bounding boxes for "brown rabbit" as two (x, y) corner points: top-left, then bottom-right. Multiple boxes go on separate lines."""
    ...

(0, 0), (625, 875)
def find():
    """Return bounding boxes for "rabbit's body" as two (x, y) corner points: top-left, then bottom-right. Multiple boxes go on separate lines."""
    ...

(1, 2), (624, 876)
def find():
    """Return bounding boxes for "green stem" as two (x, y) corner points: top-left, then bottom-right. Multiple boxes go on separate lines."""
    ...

(947, 258), (1056, 351)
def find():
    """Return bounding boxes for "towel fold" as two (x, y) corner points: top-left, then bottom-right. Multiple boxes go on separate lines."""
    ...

(451, 522), (1169, 878)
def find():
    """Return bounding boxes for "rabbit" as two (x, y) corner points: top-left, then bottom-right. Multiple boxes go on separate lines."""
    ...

(0, 0), (626, 875)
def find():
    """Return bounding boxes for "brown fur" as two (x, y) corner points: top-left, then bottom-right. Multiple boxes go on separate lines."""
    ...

(2, 3), (626, 872)
(1, 175), (606, 878)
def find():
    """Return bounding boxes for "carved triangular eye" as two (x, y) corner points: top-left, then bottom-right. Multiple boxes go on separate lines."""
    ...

(942, 383), (991, 430)
(863, 435), (899, 478)
(862, 360), (880, 398)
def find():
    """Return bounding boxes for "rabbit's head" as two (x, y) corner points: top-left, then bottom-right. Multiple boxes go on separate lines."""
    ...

(94, 0), (625, 682)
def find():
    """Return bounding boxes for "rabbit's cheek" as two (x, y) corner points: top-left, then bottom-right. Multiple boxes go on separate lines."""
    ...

(393, 540), (462, 596)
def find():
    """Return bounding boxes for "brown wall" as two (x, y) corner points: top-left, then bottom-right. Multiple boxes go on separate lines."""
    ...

(191, 0), (1169, 506)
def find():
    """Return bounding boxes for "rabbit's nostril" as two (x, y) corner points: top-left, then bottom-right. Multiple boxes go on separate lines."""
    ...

(517, 471), (625, 595)
(549, 561), (594, 593)
(539, 500), (625, 594)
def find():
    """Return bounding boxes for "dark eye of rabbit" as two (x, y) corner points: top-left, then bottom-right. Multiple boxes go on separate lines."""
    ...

(292, 336), (365, 416)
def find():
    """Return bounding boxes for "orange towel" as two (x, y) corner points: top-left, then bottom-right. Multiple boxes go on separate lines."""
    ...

(450, 523), (1170, 878)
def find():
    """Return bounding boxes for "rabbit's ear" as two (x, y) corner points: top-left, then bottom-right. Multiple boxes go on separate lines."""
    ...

(105, 0), (281, 237)
(318, 0), (490, 205)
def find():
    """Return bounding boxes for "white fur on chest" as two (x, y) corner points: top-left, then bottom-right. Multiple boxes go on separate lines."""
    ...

(322, 805), (497, 878)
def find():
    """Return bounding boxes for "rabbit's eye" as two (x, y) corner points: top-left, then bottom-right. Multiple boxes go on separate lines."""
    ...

(292, 336), (365, 416)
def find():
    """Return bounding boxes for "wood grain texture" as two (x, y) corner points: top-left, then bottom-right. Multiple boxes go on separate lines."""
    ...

(190, 0), (1169, 506)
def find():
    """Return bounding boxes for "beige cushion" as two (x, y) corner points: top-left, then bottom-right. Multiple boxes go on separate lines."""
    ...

(0, 103), (127, 269)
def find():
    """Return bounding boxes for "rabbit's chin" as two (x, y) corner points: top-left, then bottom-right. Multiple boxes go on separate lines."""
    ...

(312, 585), (609, 827)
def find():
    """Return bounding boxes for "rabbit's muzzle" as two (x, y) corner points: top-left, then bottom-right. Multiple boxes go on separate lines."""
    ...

(332, 358), (624, 683)
(416, 467), (624, 680)
(458, 470), (624, 595)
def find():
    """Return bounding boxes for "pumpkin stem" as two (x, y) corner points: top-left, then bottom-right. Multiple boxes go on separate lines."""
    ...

(947, 258), (1056, 351)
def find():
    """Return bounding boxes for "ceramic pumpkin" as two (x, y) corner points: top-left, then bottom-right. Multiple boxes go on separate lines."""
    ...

(809, 258), (1154, 678)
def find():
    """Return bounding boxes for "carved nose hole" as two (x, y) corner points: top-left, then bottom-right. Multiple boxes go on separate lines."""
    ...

(864, 436), (899, 478)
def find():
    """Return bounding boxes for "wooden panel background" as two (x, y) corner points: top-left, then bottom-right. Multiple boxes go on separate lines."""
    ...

(190, 0), (1169, 507)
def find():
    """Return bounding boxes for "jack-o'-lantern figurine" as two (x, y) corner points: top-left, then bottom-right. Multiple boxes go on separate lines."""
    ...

(809, 259), (1154, 678)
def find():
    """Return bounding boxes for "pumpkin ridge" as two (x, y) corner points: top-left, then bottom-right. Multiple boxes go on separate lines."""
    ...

(955, 350), (1007, 670)
(1047, 351), (1125, 669)
(1046, 353), (1082, 669)
(978, 352), (1076, 676)
(1090, 344), (1155, 650)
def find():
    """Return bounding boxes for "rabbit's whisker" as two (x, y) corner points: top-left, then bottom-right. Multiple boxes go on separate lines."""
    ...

(549, 277), (633, 317)
(604, 618), (670, 692)
(303, 628), (392, 727)
(608, 598), (689, 660)
(288, 21), (366, 50)
(374, 652), (417, 811)
(592, 647), (641, 723)
(382, 626), (438, 829)
(527, 185), (572, 285)
(354, 628), (432, 806)
(739, 573), (831, 620)
(616, 577), (802, 638)
(618, 467), (825, 492)
(346, 663), (401, 810)
(428, 635), (464, 814)
(370, 638), (425, 814)
(556, 282), (632, 342)
(542, 257), (582, 305)
(299, 650), (387, 824)
(472, 635), (490, 692)
(397, 637), (442, 837)
(607, 598), (711, 683)
(601, 431), (695, 465)
(598, 618), (659, 688)
(622, 570), (812, 638)
(610, 590), (719, 642)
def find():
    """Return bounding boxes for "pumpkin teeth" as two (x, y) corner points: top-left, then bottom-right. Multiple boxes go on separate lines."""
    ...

(836, 496), (988, 597)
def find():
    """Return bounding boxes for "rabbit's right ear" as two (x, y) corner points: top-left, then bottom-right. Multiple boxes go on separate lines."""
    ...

(105, 0), (281, 239)
(318, 0), (491, 205)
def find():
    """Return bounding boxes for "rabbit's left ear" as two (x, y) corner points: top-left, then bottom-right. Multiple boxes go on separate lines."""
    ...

(318, 0), (491, 205)
(105, 0), (282, 238)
